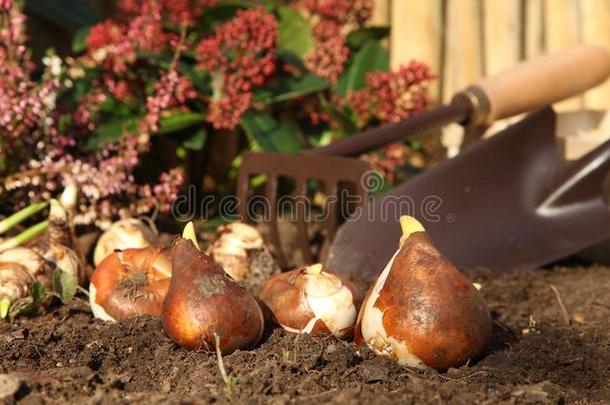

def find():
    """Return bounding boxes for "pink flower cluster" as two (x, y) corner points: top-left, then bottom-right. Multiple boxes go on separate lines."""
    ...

(0, 9), (59, 141)
(360, 143), (413, 184)
(138, 167), (185, 214)
(196, 7), (278, 129)
(347, 61), (435, 125)
(119, 0), (217, 26)
(306, 20), (349, 83)
(301, 0), (373, 25)
(85, 1), (169, 75)
(0, 1), (193, 225)
(0, 0), (13, 12)
(142, 70), (197, 134)
(301, 0), (373, 83)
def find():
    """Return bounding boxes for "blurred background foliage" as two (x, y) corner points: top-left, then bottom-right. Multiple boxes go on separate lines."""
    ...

(1, 0), (434, 228)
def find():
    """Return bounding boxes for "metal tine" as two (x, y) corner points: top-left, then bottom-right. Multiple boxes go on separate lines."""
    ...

(324, 181), (339, 243)
(355, 180), (368, 212)
(236, 165), (250, 221)
(295, 177), (314, 264)
(265, 174), (288, 268)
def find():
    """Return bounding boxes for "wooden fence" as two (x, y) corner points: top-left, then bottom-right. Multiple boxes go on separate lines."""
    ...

(376, 0), (610, 108)
(374, 0), (610, 156)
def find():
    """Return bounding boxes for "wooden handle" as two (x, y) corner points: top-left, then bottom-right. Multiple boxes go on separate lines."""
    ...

(470, 45), (610, 125)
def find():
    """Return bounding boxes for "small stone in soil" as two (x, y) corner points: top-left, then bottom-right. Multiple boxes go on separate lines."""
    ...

(0, 374), (23, 401)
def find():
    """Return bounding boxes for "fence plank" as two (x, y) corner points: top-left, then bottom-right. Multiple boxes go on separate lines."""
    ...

(523, 0), (544, 59)
(545, 0), (583, 110)
(371, 0), (390, 25)
(390, 0), (443, 103)
(579, 0), (610, 109)
(482, 0), (521, 75)
(442, 0), (483, 103)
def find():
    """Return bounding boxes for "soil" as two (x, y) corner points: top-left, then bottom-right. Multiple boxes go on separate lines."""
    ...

(1, 264), (609, 404)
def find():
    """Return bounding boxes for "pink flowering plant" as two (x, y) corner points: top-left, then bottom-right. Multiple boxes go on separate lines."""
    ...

(0, 0), (434, 227)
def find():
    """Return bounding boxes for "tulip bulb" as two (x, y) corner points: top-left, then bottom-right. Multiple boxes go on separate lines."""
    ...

(35, 200), (84, 285)
(94, 218), (157, 266)
(0, 262), (36, 318)
(0, 247), (50, 288)
(207, 222), (278, 290)
(162, 223), (264, 354)
(89, 246), (172, 321)
(355, 215), (492, 370)
(259, 263), (357, 339)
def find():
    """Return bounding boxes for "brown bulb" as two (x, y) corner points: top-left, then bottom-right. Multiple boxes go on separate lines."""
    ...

(162, 224), (264, 354)
(355, 216), (492, 370)
(259, 264), (357, 339)
(89, 246), (171, 321)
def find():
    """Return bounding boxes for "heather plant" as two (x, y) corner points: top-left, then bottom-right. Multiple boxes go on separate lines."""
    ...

(0, 0), (434, 228)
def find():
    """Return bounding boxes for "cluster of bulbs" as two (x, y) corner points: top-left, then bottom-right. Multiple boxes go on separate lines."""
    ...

(88, 216), (491, 370)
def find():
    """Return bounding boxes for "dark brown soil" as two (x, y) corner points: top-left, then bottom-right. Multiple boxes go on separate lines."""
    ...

(1, 265), (609, 404)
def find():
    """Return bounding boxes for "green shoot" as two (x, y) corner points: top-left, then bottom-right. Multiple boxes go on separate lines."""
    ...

(0, 298), (10, 319)
(214, 333), (237, 394)
(182, 221), (201, 251)
(0, 202), (48, 236)
(0, 220), (49, 252)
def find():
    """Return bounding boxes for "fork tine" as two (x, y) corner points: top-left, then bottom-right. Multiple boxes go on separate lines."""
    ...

(325, 181), (339, 242)
(295, 178), (313, 264)
(265, 174), (288, 268)
(236, 152), (371, 267)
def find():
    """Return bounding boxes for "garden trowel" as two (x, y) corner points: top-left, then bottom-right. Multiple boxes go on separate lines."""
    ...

(237, 45), (610, 269)
(326, 107), (610, 279)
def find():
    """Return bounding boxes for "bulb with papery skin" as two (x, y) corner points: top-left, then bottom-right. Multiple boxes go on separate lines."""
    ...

(162, 224), (264, 354)
(89, 246), (172, 321)
(0, 247), (50, 288)
(35, 199), (84, 285)
(354, 216), (492, 370)
(0, 262), (36, 318)
(259, 263), (357, 339)
(94, 218), (157, 266)
(207, 223), (279, 291)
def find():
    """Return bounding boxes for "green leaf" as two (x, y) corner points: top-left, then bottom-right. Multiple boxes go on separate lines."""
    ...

(0, 298), (10, 319)
(25, 0), (101, 30)
(98, 98), (131, 117)
(240, 110), (301, 153)
(346, 26), (390, 49)
(72, 26), (91, 53)
(336, 40), (389, 97)
(318, 94), (358, 135)
(182, 128), (208, 150)
(201, 1), (253, 27)
(277, 49), (307, 71)
(156, 113), (205, 135)
(86, 118), (139, 149)
(53, 270), (77, 304)
(277, 6), (313, 59)
(253, 75), (329, 104)
(30, 282), (46, 304)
